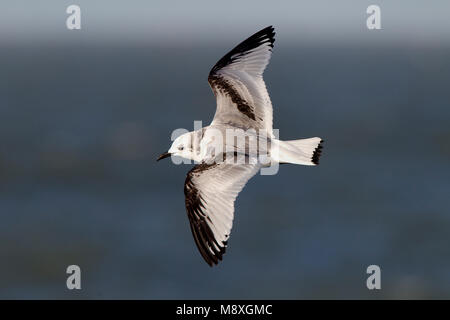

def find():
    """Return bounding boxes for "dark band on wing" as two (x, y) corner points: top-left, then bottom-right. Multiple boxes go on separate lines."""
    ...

(208, 26), (275, 122)
(208, 75), (256, 121)
(184, 163), (226, 266)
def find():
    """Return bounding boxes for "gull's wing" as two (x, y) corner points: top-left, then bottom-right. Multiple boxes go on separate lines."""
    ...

(184, 162), (260, 266)
(208, 26), (275, 134)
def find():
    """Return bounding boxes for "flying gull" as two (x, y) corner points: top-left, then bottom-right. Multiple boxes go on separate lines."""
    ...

(157, 26), (323, 266)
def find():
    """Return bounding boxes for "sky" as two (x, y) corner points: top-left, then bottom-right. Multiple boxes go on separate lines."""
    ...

(1, 0), (450, 45)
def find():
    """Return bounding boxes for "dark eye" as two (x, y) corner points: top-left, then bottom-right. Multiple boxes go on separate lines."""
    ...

(178, 146), (184, 151)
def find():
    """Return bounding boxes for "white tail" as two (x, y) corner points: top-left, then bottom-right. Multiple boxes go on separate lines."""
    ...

(271, 137), (323, 166)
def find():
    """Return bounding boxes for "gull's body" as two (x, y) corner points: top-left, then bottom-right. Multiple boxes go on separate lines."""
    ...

(158, 26), (323, 266)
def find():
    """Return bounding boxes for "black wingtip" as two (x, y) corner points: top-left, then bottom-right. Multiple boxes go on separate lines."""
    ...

(312, 140), (324, 165)
(209, 25), (276, 76)
(254, 25), (276, 48)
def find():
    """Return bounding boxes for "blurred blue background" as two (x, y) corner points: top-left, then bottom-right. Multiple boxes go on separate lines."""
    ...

(0, 0), (449, 299)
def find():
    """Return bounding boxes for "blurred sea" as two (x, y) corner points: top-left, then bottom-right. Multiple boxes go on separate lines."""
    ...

(0, 42), (449, 299)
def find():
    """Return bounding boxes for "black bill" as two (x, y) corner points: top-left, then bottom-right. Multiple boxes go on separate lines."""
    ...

(157, 152), (171, 161)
